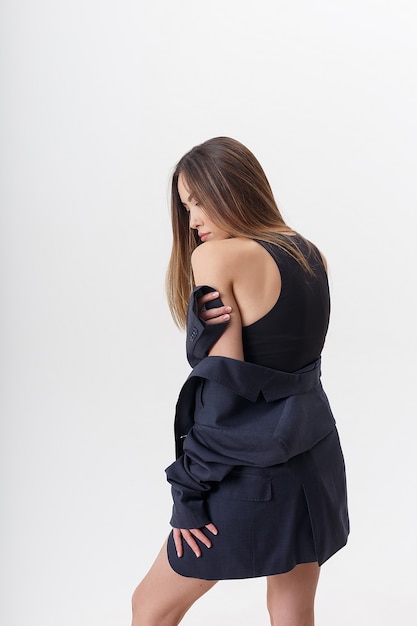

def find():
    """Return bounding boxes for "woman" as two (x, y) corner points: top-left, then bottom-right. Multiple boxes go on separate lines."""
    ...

(132, 137), (349, 626)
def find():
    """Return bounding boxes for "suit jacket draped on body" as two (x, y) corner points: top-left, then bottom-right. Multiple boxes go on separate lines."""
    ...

(165, 286), (349, 567)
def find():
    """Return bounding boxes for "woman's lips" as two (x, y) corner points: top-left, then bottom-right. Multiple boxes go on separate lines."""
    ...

(199, 233), (209, 241)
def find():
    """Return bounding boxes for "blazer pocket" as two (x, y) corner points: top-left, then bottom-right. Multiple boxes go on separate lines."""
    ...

(196, 379), (206, 409)
(222, 472), (272, 502)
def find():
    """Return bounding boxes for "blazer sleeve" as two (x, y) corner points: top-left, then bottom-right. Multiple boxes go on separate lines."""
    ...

(165, 425), (236, 528)
(186, 286), (229, 367)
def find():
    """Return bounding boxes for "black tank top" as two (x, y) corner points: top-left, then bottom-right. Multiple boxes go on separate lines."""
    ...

(242, 237), (330, 373)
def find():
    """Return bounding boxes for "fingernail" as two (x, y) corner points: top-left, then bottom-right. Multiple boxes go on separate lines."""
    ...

(211, 291), (219, 297)
(225, 306), (232, 312)
(223, 314), (230, 321)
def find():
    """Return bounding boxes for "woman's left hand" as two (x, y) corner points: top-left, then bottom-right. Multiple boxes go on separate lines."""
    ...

(197, 291), (232, 324)
(173, 523), (218, 558)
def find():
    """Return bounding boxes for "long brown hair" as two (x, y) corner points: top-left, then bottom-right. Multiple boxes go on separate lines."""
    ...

(166, 137), (314, 327)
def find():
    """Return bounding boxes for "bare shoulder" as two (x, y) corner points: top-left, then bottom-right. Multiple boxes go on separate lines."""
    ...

(191, 238), (258, 275)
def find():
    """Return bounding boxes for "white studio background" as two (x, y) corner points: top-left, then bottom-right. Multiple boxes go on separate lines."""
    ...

(1, 1), (416, 625)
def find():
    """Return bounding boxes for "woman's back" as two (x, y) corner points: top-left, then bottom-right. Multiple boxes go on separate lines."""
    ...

(191, 234), (329, 372)
(242, 236), (330, 372)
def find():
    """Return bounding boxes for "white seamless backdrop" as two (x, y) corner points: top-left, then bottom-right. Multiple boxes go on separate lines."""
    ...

(1, 1), (416, 625)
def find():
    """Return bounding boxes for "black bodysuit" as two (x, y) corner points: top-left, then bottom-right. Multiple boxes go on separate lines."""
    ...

(242, 237), (330, 372)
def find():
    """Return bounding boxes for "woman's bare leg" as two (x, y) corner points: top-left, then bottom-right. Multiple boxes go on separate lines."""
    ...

(266, 562), (320, 626)
(131, 540), (218, 626)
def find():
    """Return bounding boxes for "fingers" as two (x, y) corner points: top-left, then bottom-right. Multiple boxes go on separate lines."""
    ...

(173, 525), (219, 558)
(198, 291), (220, 307)
(178, 529), (203, 558)
(205, 523), (219, 536)
(201, 306), (232, 324)
(198, 292), (232, 325)
(173, 528), (183, 558)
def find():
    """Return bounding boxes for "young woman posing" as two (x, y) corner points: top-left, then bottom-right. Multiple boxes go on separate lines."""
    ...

(131, 137), (349, 626)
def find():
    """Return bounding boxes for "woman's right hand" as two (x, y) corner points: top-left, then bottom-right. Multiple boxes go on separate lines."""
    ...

(197, 291), (232, 325)
(173, 523), (219, 558)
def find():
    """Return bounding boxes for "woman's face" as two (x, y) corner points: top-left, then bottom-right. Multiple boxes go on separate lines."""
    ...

(177, 174), (230, 243)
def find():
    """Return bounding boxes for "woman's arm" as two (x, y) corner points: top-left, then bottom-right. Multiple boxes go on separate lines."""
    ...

(191, 241), (244, 361)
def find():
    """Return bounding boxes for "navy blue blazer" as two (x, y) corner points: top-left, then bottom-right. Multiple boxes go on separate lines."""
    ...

(165, 287), (347, 551)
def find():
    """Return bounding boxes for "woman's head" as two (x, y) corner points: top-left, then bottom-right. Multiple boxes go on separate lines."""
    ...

(171, 136), (287, 246)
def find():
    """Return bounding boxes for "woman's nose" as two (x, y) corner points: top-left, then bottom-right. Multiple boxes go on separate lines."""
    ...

(189, 208), (201, 230)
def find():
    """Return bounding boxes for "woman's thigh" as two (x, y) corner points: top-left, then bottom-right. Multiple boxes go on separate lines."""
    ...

(131, 539), (218, 626)
(266, 562), (320, 626)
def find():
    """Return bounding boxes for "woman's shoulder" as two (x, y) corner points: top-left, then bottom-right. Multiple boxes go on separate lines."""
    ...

(191, 239), (255, 286)
(191, 237), (260, 266)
